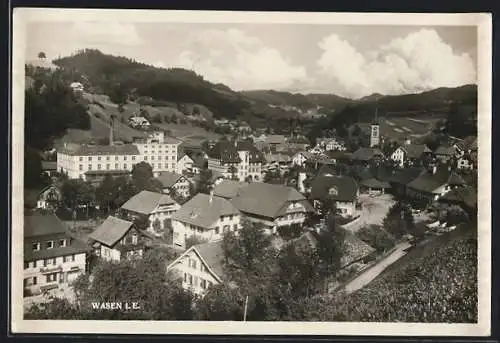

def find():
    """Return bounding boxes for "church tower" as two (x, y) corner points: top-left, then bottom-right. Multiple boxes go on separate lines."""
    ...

(370, 108), (380, 148)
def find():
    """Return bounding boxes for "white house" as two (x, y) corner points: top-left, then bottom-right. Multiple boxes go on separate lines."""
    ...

(292, 151), (317, 167)
(166, 240), (225, 296)
(171, 193), (241, 249)
(407, 165), (466, 201)
(88, 216), (144, 262)
(120, 190), (181, 237)
(390, 144), (431, 167)
(309, 174), (359, 217)
(156, 172), (192, 199)
(316, 138), (346, 151)
(24, 214), (89, 295)
(36, 185), (62, 210)
(176, 154), (194, 175)
(70, 82), (84, 93)
(128, 116), (151, 129)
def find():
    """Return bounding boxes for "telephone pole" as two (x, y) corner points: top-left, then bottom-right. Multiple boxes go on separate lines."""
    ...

(243, 295), (249, 321)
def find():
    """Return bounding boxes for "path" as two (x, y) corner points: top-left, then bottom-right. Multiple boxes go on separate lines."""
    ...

(342, 241), (412, 294)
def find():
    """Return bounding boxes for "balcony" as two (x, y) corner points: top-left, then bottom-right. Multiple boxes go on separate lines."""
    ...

(40, 265), (63, 274)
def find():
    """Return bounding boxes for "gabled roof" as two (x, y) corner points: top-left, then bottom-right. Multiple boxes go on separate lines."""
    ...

(177, 153), (194, 162)
(310, 175), (359, 202)
(435, 145), (456, 156)
(388, 167), (426, 186)
(266, 153), (292, 163)
(231, 183), (314, 219)
(121, 190), (177, 215)
(172, 193), (240, 229)
(439, 186), (477, 209)
(25, 214), (67, 238)
(88, 216), (134, 247)
(58, 144), (140, 156)
(213, 180), (249, 199)
(351, 148), (384, 161)
(398, 144), (432, 159)
(157, 172), (187, 189)
(266, 134), (287, 145)
(236, 140), (266, 163)
(207, 141), (241, 163)
(407, 166), (466, 193)
(360, 178), (391, 189)
(167, 240), (225, 282)
(455, 136), (478, 152)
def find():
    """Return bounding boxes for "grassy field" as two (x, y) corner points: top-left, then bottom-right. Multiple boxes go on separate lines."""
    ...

(380, 116), (440, 140)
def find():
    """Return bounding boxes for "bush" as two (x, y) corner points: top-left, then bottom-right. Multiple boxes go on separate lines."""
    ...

(357, 225), (396, 252)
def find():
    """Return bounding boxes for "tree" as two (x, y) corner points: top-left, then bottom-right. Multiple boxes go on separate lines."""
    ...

(316, 212), (346, 285)
(357, 224), (396, 253)
(197, 168), (213, 194)
(195, 284), (245, 321)
(383, 201), (413, 239)
(445, 205), (470, 226)
(171, 113), (178, 123)
(152, 114), (162, 123)
(131, 162), (161, 192)
(95, 175), (119, 215)
(24, 147), (49, 189)
(60, 179), (95, 214)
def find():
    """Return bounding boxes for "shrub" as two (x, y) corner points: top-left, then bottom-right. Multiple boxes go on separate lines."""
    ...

(357, 225), (396, 252)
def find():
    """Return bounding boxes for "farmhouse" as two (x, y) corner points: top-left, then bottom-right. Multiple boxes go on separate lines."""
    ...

(167, 240), (226, 296)
(387, 167), (426, 196)
(434, 145), (456, 163)
(390, 144), (432, 167)
(227, 183), (315, 234)
(315, 137), (346, 151)
(41, 161), (58, 178)
(157, 171), (192, 198)
(359, 178), (391, 195)
(24, 214), (90, 295)
(453, 136), (478, 157)
(88, 216), (145, 262)
(171, 193), (241, 248)
(292, 151), (317, 167)
(309, 175), (359, 217)
(120, 190), (180, 237)
(36, 184), (62, 210)
(439, 186), (477, 216)
(406, 165), (466, 201)
(350, 147), (385, 165)
(213, 179), (249, 200)
(176, 154), (195, 175)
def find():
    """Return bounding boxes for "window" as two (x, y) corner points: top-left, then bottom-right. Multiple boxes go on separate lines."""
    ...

(151, 156), (155, 161)
(171, 163), (175, 169)
(88, 164), (92, 170)
(124, 156), (127, 161)
(88, 156), (92, 161)
(132, 156), (136, 161)
(71, 254), (76, 262)
(106, 156), (110, 161)
(189, 274), (193, 285)
(32, 242), (40, 251)
(165, 156), (169, 160)
(115, 156), (119, 161)
(106, 164), (110, 170)
(132, 234), (138, 245)
(98, 164), (101, 170)
(46, 241), (54, 249)
(144, 156), (148, 161)
(24, 262), (29, 269)
(115, 163), (119, 169)
(192, 260), (197, 269)
(233, 224), (238, 231)
(229, 215), (233, 221)
(214, 227), (220, 234)
(123, 163), (127, 169)
(59, 239), (66, 247)
(46, 273), (58, 283)
(184, 273), (187, 283)
(79, 156), (83, 161)
(79, 164), (83, 171)
(98, 156), (102, 161)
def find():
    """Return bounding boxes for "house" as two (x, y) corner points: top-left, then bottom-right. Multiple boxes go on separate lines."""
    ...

(171, 193), (241, 248)
(439, 186), (477, 216)
(69, 82), (84, 93)
(213, 180), (249, 200)
(434, 145), (456, 163)
(88, 216), (144, 261)
(236, 140), (266, 182)
(453, 136), (478, 157)
(128, 116), (151, 129)
(266, 134), (287, 149)
(157, 171), (192, 198)
(41, 161), (58, 178)
(292, 151), (317, 167)
(24, 214), (90, 295)
(309, 175), (359, 217)
(265, 153), (293, 172)
(176, 154), (194, 175)
(206, 141), (242, 180)
(316, 137), (346, 151)
(387, 167), (426, 196)
(120, 190), (181, 237)
(390, 144), (432, 168)
(225, 183), (315, 234)
(406, 165), (466, 201)
(350, 148), (385, 165)
(359, 178), (391, 195)
(457, 153), (476, 170)
(167, 240), (225, 296)
(36, 184), (62, 210)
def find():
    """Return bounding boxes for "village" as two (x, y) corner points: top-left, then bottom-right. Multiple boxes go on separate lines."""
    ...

(24, 94), (478, 317)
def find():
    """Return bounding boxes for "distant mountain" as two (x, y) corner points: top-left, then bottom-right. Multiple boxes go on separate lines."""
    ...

(359, 93), (385, 102)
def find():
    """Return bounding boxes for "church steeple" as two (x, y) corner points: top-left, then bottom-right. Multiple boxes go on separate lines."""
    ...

(370, 108), (380, 147)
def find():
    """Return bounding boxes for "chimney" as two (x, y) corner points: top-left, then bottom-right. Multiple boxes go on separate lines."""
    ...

(109, 116), (114, 146)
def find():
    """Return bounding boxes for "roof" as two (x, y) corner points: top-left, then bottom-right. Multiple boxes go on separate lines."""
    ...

(41, 161), (57, 171)
(24, 214), (67, 238)
(407, 166), (466, 193)
(193, 240), (225, 280)
(58, 144), (140, 156)
(172, 193), (240, 229)
(177, 153), (194, 162)
(85, 169), (130, 176)
(88, 216), (134, 247)
(310, 175), (359, 202)
(230, 183), (314, 219)
(157, 171), (186, 188)
(213, 180), (249, 199)
(324, 150), (349, 160)
(351, 148), (384, 161)
(388, 167), (426, 186)
(435, 145), (455, 156)
(455, 136), (478, 152)
(266, 153), (292, 163)
(207, 141), (241, 163)
(439, 187), (477, 209)
(266, 135), (287, 145)
(121, 190), (177, 215)
(236, 140), (266, 163)
(360, 178), (391, 189)
(24, 236), (91, 262)
(399, 144), (432, 159)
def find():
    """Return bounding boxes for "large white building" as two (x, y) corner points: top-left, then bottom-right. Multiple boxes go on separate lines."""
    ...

(56, 131), (181, 180)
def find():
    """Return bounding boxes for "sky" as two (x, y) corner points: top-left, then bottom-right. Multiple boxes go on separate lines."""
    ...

(25, 21), (478, 99)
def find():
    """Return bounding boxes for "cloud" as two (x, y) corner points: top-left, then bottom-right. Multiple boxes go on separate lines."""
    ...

(317, 29), (476, 98)
(172, 28), (308, 90)
(71, 22), (143, 47)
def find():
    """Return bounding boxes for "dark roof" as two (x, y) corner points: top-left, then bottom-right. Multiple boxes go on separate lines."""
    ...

(399, 144), (432, 159)
(172, 193), (240, 229)
(360, 178), (391, 189)
(41, 161), (57, 171)
(266, 135), (287, 145)
(24, 236), (91, 262)
(157, 171), (186, 188)
(231, 183), (314, 219)
(324, 150), (349, 160)
(25, 214), (67, 238)
(310, 175), (359, 202)
(407, 166), (466, 193)
(193, 240), (225, 281)
(316, 165), (337, 177)
(455, 136), (478, 152)
(435, 145), (455, 156)
(88, 216), (135, 247)
(388, 167), (426, 186)
(207, 141), (241, 163)
(58, 144), (140, 156)
(236, 140), (266, 163)
(351, 148), (384, 161)
(440, 187), (477, 209)
(121, 191), (177, 215)
(213, 180), (249, 199)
